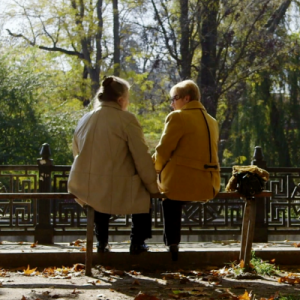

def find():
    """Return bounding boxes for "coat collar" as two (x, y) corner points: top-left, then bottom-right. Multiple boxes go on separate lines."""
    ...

(180, 100), (206, 111)
(98, 100), (122, 111)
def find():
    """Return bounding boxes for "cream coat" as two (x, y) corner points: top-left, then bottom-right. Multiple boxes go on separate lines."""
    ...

(68, 101), (159, 214)
(153, 101), (220, 201)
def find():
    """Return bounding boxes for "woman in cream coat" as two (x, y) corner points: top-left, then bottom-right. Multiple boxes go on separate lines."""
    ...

(68, 76), (159, 254)
(153, 80), (221, 261)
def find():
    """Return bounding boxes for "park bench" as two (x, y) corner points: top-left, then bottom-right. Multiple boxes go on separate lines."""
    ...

(0, 190), (272, 275)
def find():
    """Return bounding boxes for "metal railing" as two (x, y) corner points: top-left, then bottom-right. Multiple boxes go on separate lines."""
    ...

(0, 143), (300, 243)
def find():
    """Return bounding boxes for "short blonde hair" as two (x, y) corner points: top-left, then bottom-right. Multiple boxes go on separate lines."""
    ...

(170, 80), (201, 101)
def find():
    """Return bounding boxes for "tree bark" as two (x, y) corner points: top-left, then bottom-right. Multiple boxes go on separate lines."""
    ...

(113, 0), (120, 76)
(179, 0), (192, 79)
(198, 0), (219, 118)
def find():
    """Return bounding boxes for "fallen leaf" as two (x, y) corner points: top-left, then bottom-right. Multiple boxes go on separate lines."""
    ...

(18, 242), (24, 245)
(23, 265), (37, 276)
(161, 273), (181, 280)
(134, 292), (161, 300)
(30, 241), (38, 248)
(73, 263), (85, 272)
(70, 239), (86, 247)
(128, 270), (141, 276)
(278, 273), (300, 284)
(238, 290), (251, 300)
(294, 243), (300, 248)
(203, 275), (222, 283)
(111, 269), (124, 276)
(80, 247), (86, 251)
(270, 259), (276, 264)
(21, 296), (27, 300)
(240, 260), (245, 268)
(180, 278), (190, 284)
(42, 267), (55, 276)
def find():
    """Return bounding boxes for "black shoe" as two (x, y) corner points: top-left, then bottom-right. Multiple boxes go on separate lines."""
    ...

(169, 244), (179, 261)
(130, 243), (149, 255)
(97, 242), (110, 253)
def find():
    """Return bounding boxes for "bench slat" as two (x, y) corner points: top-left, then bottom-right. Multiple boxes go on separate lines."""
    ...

(0, 191), (272, 199)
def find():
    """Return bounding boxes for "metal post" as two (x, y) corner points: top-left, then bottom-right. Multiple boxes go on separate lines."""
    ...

(35, 143), (54, 244)
(251, 146), (268, 242)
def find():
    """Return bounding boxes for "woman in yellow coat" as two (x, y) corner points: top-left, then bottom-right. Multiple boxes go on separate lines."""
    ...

(153, 80), (221, 261)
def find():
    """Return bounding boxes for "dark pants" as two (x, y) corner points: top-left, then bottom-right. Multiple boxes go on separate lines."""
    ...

(94, 209), (152, 244)
(162, 198), (186, 246)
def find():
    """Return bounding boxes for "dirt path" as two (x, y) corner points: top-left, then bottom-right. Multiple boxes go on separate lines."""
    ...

(1, 265), (300, 300)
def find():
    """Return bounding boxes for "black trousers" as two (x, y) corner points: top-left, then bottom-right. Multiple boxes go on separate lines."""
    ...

(94, 209), (152, 244)
(161, 198), (186, 246)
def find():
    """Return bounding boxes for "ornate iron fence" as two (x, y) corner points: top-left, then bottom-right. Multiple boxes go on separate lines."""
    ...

(0, 144), (300, 243)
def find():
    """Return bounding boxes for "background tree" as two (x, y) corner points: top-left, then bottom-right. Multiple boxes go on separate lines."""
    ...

(6, 0), (106, 102)
(113, 0), (120, 76)
(1, 0), (300, 167)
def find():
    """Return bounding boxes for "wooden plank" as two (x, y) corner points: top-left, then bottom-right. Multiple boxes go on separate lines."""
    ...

(239, 199), (251, 261)
(0, 193), (75, 199)
(243, 198), (257, 270)
(0, 191), (272, 199)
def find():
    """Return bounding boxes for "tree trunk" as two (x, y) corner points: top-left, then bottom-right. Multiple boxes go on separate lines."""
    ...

(113, 0), (120, 76)
(179, 0), (191, 79)
(198, 0), (219, 117)
(91, 0), (103, 96)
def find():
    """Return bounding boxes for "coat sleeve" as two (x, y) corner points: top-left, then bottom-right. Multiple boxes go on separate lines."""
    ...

(72, 135), (79, 158)
(125, 115), (159, 194)
(153, 112), (184, 173)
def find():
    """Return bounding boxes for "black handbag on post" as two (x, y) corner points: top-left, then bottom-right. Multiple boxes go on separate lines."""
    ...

(234, 172), (265, 197)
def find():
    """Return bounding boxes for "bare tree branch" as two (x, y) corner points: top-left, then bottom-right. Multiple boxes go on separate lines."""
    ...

(6, 29), (83, 58)
(265, 0), (292, 33)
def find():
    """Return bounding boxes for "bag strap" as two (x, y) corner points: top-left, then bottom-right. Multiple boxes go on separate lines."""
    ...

(200, 109), (218, 170)
(200, 109), (211, 162)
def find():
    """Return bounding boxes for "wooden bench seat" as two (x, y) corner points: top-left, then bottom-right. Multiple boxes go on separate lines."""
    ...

(0, 190), (272, 275)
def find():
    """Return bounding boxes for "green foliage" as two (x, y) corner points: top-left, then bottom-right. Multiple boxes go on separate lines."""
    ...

(228, 251), (280, 276)
(225, 33), (300, 167)
(2, 0), (300, 168)
(0, 55), (51, 164)
(250, 251), (279, 276)
(0, 48), (86, 165)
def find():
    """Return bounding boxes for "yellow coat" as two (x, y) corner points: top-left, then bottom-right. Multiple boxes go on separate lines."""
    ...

(153, 101), (220, 201)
